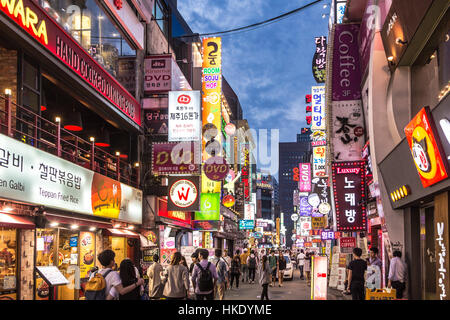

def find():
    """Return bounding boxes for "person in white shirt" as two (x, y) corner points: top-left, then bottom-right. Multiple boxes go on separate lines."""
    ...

(388, 250), (407, 299)
(93, 249), (144, 300)
(297, 249), (305, 280)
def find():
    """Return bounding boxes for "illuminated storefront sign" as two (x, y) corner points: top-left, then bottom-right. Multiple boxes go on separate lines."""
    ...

(299, 197), (313, 216)
(311, 255), (328, 300)
(299, 163), (311, 192)
(239, 220), (255, 230)
(244, 203), (255, 220)
(151, 142), (200, 175)
(167, 176), (200, 212)
(241, 143), (251, 201)
(1, 0), (141, 126)
(312, 36), (327, 83)
(168, 91), (201, 142)
(300, 217), (312, 237)
(404, 106), (449, 188)
(195, 193), (220, 221)
(332, 161), (367, 231)
(0, 134), (142, 223)
(311, 86), (326, 130)
(313, 146), (327, 177)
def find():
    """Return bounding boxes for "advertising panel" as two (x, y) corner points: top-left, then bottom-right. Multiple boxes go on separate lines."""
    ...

(404, 106), (449, 188)
(332, 24), (362, 101)
(151, 142), (200, 175)
(244, 203), (255, 220)
(0, 0), (141, 126)
(0, 134), (142, 223)
(299, 163), (312, 192)
(299, 197), (313, 216)
(195, 193), (220, 221)
(311, 86), (326, 130)
(340, 237), (357, 254)
(300, 217), (312, 237)
(143, 97), (168, 135)
(331, 161), (367, 231)
(168, 91), (201, 142)
(79, 232), (95, 279)
(311, 216), (326, 230)
(167, 176), (200, 212)
(312, 36), (327, 83)
(193, 220), (220, 231)
(312, 256), (328, 300)
(311, 177), (332, 217)
(331, 100), (365, 161)
(239, 220), (255, 230)
(241, 143), (251, 201)
(144, 55), (171, 92)
(313, 146), (327, 177)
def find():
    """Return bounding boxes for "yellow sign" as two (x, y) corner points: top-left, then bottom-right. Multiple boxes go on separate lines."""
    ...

(201, 169), (221, 193)
(276, 218), (280, 245)
(79, 232), (95, 279)
(311, 216), (326, 230)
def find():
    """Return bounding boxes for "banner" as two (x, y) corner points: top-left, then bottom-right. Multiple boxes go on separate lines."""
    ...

(299, 163), (312, 192)
(0, 134), (142, 223)
(151, 142), (200, 175)
(195, 193), (220, 220)
(312, 256), (328, 300)
(331, 161), (367, 231)
(331, 100), (365, 161)
(241, 143), (251, 201)
(332, 24), (362, 101)
(312, 36), (327, 83)
(244, 203), (255, 220)
(313, 146), (327, 177)
(167, 176), (200, 211)
(168, 91), (201, 142)
(311, 86), (326, 130)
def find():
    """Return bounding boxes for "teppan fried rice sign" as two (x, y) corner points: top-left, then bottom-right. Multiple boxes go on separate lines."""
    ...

(0, 134), (142, 224)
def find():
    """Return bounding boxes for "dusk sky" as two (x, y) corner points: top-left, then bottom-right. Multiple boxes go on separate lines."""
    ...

(178, 0), (329, 174)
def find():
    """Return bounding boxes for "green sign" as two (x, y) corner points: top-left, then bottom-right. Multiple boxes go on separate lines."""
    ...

(195, 193), (221, 220)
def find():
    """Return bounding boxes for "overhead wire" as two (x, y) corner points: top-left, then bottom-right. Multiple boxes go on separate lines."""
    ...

(175, 0), (324, 39)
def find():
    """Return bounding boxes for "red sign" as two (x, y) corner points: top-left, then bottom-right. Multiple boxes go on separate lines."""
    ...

(332, 161), (367, 232)
(193, 220), (220, 231)
(158, 199), (192, 226)
(404, 106), (449, 188)
(0, 0), (141, 126)
(241, 144), (250, 201)
(151, 142), (200, 175)
(340, 237), (356, 253)
(293, 167), (300, 181)
(177, 94), (191, 104)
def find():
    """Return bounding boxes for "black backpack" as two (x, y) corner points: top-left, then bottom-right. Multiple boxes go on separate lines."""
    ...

(248, 256), (256, 268)
(196, 262), (214, 292)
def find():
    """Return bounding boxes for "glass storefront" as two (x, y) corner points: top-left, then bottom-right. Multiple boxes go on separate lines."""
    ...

(0, 228), (17, 300)
(39, 0), (136, 77)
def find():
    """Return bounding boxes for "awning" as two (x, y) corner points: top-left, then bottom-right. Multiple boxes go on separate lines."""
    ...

(44, 213), (112, 229)
(105, 228), (139, 239)
(0, 213), (35, 229)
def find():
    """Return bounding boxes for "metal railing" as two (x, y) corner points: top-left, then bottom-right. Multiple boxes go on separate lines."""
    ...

(0, 94), (140, 188)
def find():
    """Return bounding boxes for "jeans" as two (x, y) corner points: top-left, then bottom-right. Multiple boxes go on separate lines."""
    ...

(261, 284), (269, 300)
(299, 266), (304, 279)
(248, 268), (256, 282)
(241, 264), (248, 282)
(350, 281), (365, 300)
(196, 292), (214, 300)
(230, 273), (240, 288)
(391, 281), (405, 299)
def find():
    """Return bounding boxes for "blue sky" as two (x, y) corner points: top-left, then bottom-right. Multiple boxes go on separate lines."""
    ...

(178, 0), (329, 173)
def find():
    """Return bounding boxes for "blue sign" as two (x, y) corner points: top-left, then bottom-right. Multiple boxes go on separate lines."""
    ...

(252, 232), (262, 239)
(70, 236), (78, 247)
(299, 197), (312, 216)
(239, 220), (255, 230)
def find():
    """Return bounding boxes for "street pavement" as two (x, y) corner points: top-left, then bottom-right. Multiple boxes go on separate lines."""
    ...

(222, 269), (351, 301)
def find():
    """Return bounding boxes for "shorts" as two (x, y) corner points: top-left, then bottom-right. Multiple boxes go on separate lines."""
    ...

(271, 268), (277, 277)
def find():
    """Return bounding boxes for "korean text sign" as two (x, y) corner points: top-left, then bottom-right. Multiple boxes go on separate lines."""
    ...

(312, 36), (327, 83)
(299, 163), (312, 192)
(313, 146), (327, 177)
(168, 91), (201, 141)
(311, 86), (326, 130)
(151, 142), (200, 175)
(331, 161), (367, 231)
(0, 134), (142, 223)
(404, 106), (449, 188)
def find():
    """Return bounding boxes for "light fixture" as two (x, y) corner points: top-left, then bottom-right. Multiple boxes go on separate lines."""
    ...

(71, 224), (79, 229)
(134, 162), (140, 167)
(114, 223), (121, 228)
(89, 136), (95, 142)
(2, 206), (13, 212)
(387, 56), (394, 62)
(95, 127), (110, 147)
(115, 151), (120, 156)
(322, 13), (326, 19)
(50, 222), (59, 227)
(41, 90), (47, 111)
(127, 225), (135, 230)
(430, 53), (436, 59)
(89, 226), (97, 232)
(64, 108), (83, 131)
(55, 116), (61, 123)
(4, 88), (12, 95)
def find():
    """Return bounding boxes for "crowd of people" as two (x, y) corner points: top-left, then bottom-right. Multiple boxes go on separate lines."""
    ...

(84, 245), (407, 301)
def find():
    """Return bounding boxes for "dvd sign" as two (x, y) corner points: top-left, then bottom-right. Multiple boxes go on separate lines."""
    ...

(167, 176), (200, 211)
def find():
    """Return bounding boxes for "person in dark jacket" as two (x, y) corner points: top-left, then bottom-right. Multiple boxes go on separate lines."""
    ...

(247, 250), (257, 284)
(114, 259), (142, 300)
(277, 252), (286, 287)
(230, 255), (241, 289)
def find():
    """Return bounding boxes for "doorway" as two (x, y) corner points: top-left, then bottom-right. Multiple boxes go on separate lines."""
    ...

(419, 204), (437, 300)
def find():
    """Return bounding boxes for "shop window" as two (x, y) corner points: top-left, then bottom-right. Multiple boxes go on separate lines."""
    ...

(153, 0), (169, 39)
(0, 228), (17, 300)
(39, 0), (136, 78)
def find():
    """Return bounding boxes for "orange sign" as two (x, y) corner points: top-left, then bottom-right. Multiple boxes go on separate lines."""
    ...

(79, 232), (95, 279)
(91, 173), (122, 218)
(404, 107), (448, 188)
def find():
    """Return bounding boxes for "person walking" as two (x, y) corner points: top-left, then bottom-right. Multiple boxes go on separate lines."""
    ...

(161, 252), (190, 300)
(259, 255), (271, 300)
(346, 247), (368, 300)
(189, 249), (200, 275)
(304, 250), (312, 286)
(240, 249), (250, 283)
(388, 250), (407, 299)
(191, 249), (218, 300)
(277, 252), (286, 287)
(247, 250), (257, 284)
(109, 259), (142, 300)
(147, 254), (164, 299)
(211, 249), (227, 300)
(297, 249), (305, 280)
(268, 250), (277, 287)
(224, 250), (232, 290)
(229, 254), (241, 289)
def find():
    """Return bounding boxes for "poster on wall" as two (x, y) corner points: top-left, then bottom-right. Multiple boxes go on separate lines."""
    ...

(168, 91), (201, 142)
(311, 86), (326, 130)
(331, 161), (367, 231)
(79, 232), (95, 279)
(151, 142), (200, 175)
(404, 106), (449, 188)
(331, 100), (365, 161)
(0, 134), (142, 224)
(167, 176), (200, 212)
(160, 248), (177, 267)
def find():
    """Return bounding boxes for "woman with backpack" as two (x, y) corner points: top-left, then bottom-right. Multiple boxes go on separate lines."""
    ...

(259, 255), (271, 300)
(109, 259), (143, 300)
(162, 252), (190, 300)
(277, 252), (286, 287)
(247, 250), (257, 284)
(229, 255), (241, 289)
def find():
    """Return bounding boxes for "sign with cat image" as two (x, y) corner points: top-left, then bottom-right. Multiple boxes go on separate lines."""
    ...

(404, 107), (449, 188)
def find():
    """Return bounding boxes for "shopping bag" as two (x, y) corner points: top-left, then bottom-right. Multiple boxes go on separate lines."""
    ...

(365, 288), (397, 300)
